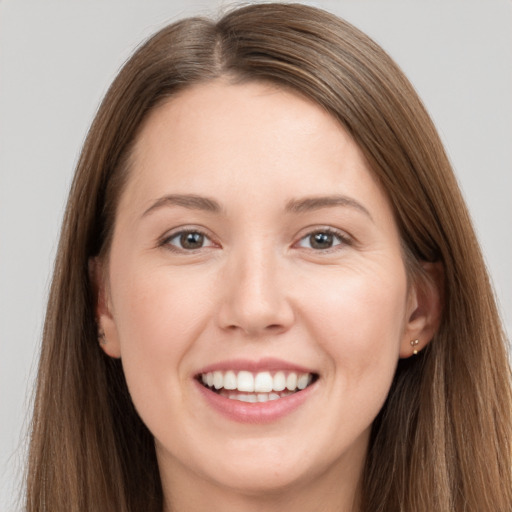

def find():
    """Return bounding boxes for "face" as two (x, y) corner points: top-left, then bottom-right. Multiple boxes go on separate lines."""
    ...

(97, 81), (426, 503)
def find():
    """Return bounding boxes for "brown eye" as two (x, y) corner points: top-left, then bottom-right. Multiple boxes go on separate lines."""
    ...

(310, 232), (334, 249)
(297, 229), (347, 251)
(180, 232), (204, 249)
(165, 230), (213, 251)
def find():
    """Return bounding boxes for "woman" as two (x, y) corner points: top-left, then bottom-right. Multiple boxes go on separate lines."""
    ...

(25, 3), (512, 511)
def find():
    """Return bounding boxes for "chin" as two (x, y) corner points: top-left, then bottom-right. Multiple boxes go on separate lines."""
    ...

(204, 460), (310, 497)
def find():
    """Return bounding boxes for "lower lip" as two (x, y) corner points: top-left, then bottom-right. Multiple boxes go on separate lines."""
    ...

(194, 380), (316, 424)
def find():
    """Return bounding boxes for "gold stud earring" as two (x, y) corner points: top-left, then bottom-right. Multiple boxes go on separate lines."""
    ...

(410, 339), (420, 355)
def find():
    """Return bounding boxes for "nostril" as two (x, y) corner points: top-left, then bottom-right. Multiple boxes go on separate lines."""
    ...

(217, 291), (295, 335)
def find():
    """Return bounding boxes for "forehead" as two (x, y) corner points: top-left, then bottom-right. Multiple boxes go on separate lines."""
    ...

(133, 80), (353, 169)
(119, 80), (391, 221)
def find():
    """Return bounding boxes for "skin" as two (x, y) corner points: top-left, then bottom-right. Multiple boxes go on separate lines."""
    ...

(95, 81), (440, 512)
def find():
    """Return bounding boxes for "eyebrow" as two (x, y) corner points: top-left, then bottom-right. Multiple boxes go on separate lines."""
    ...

(285, 195), (373, 220)
(141, 193), (372, 220)
(142, 194), (222, 217)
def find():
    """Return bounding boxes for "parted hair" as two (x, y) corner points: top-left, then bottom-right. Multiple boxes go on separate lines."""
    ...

(26, 3), (512, 511)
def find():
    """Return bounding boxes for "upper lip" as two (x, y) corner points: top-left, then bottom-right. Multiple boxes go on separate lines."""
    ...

(195, 357), (317, 376)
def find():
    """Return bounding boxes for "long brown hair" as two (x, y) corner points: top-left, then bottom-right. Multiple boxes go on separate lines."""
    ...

(26, 3), (512, 511)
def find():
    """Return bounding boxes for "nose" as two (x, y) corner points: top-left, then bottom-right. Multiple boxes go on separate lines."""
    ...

(217, 246), (295, 337)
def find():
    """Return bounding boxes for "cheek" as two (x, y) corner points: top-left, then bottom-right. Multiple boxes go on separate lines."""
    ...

(108, 259), (214, 401)
(300, 263), (407, 389)
(304, 269), (407, 453)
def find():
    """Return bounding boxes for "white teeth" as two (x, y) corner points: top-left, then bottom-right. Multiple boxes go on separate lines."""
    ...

(223, 370), (237, 390)
(254, 371), (273, 392)
(224, 391), (291, 402)
(238, 394), (257, 403)
(286, 372), (297, 391)
(237, 371), (255, 392)
(213, 371), (223, 390)
(201, 370), (315, 394)
(273, 371), (286, 391)
(297, 373), (310, 390)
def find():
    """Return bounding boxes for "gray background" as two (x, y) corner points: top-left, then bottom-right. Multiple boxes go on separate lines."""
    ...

(1, 1), (510, 509)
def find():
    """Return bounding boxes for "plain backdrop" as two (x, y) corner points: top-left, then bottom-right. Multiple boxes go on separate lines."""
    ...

(1, 0), (510, 509)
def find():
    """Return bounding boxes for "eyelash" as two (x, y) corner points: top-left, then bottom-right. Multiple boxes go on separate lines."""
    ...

(160, 228), (216, 253)
(295, 227), (351, 252)
(160, 227), (352, 253)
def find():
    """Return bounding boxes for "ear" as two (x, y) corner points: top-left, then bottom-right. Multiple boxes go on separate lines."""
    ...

(399, 261), (444, 358)
(88, 257), (122, 358)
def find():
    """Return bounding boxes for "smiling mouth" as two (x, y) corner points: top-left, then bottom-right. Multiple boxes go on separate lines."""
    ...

(197, 370), (319, 403)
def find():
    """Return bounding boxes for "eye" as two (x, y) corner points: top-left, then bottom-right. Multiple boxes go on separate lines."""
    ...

(296, 229), (348, 250)
(163, 230), (215, 251)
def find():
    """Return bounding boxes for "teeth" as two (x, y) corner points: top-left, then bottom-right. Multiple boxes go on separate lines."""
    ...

(254, 371), (273, 392)
(297, 373), (311, 390)
(200, 370), (314, 394)
(273, 371), (286, 391)
(237, 371), (254, 392)
(240, 394), (257, 403)
(286, 372), (297, 391)
(223, 370), (237, 390)
(225, 391), (292, 402)
(213, 371), (223, 390)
